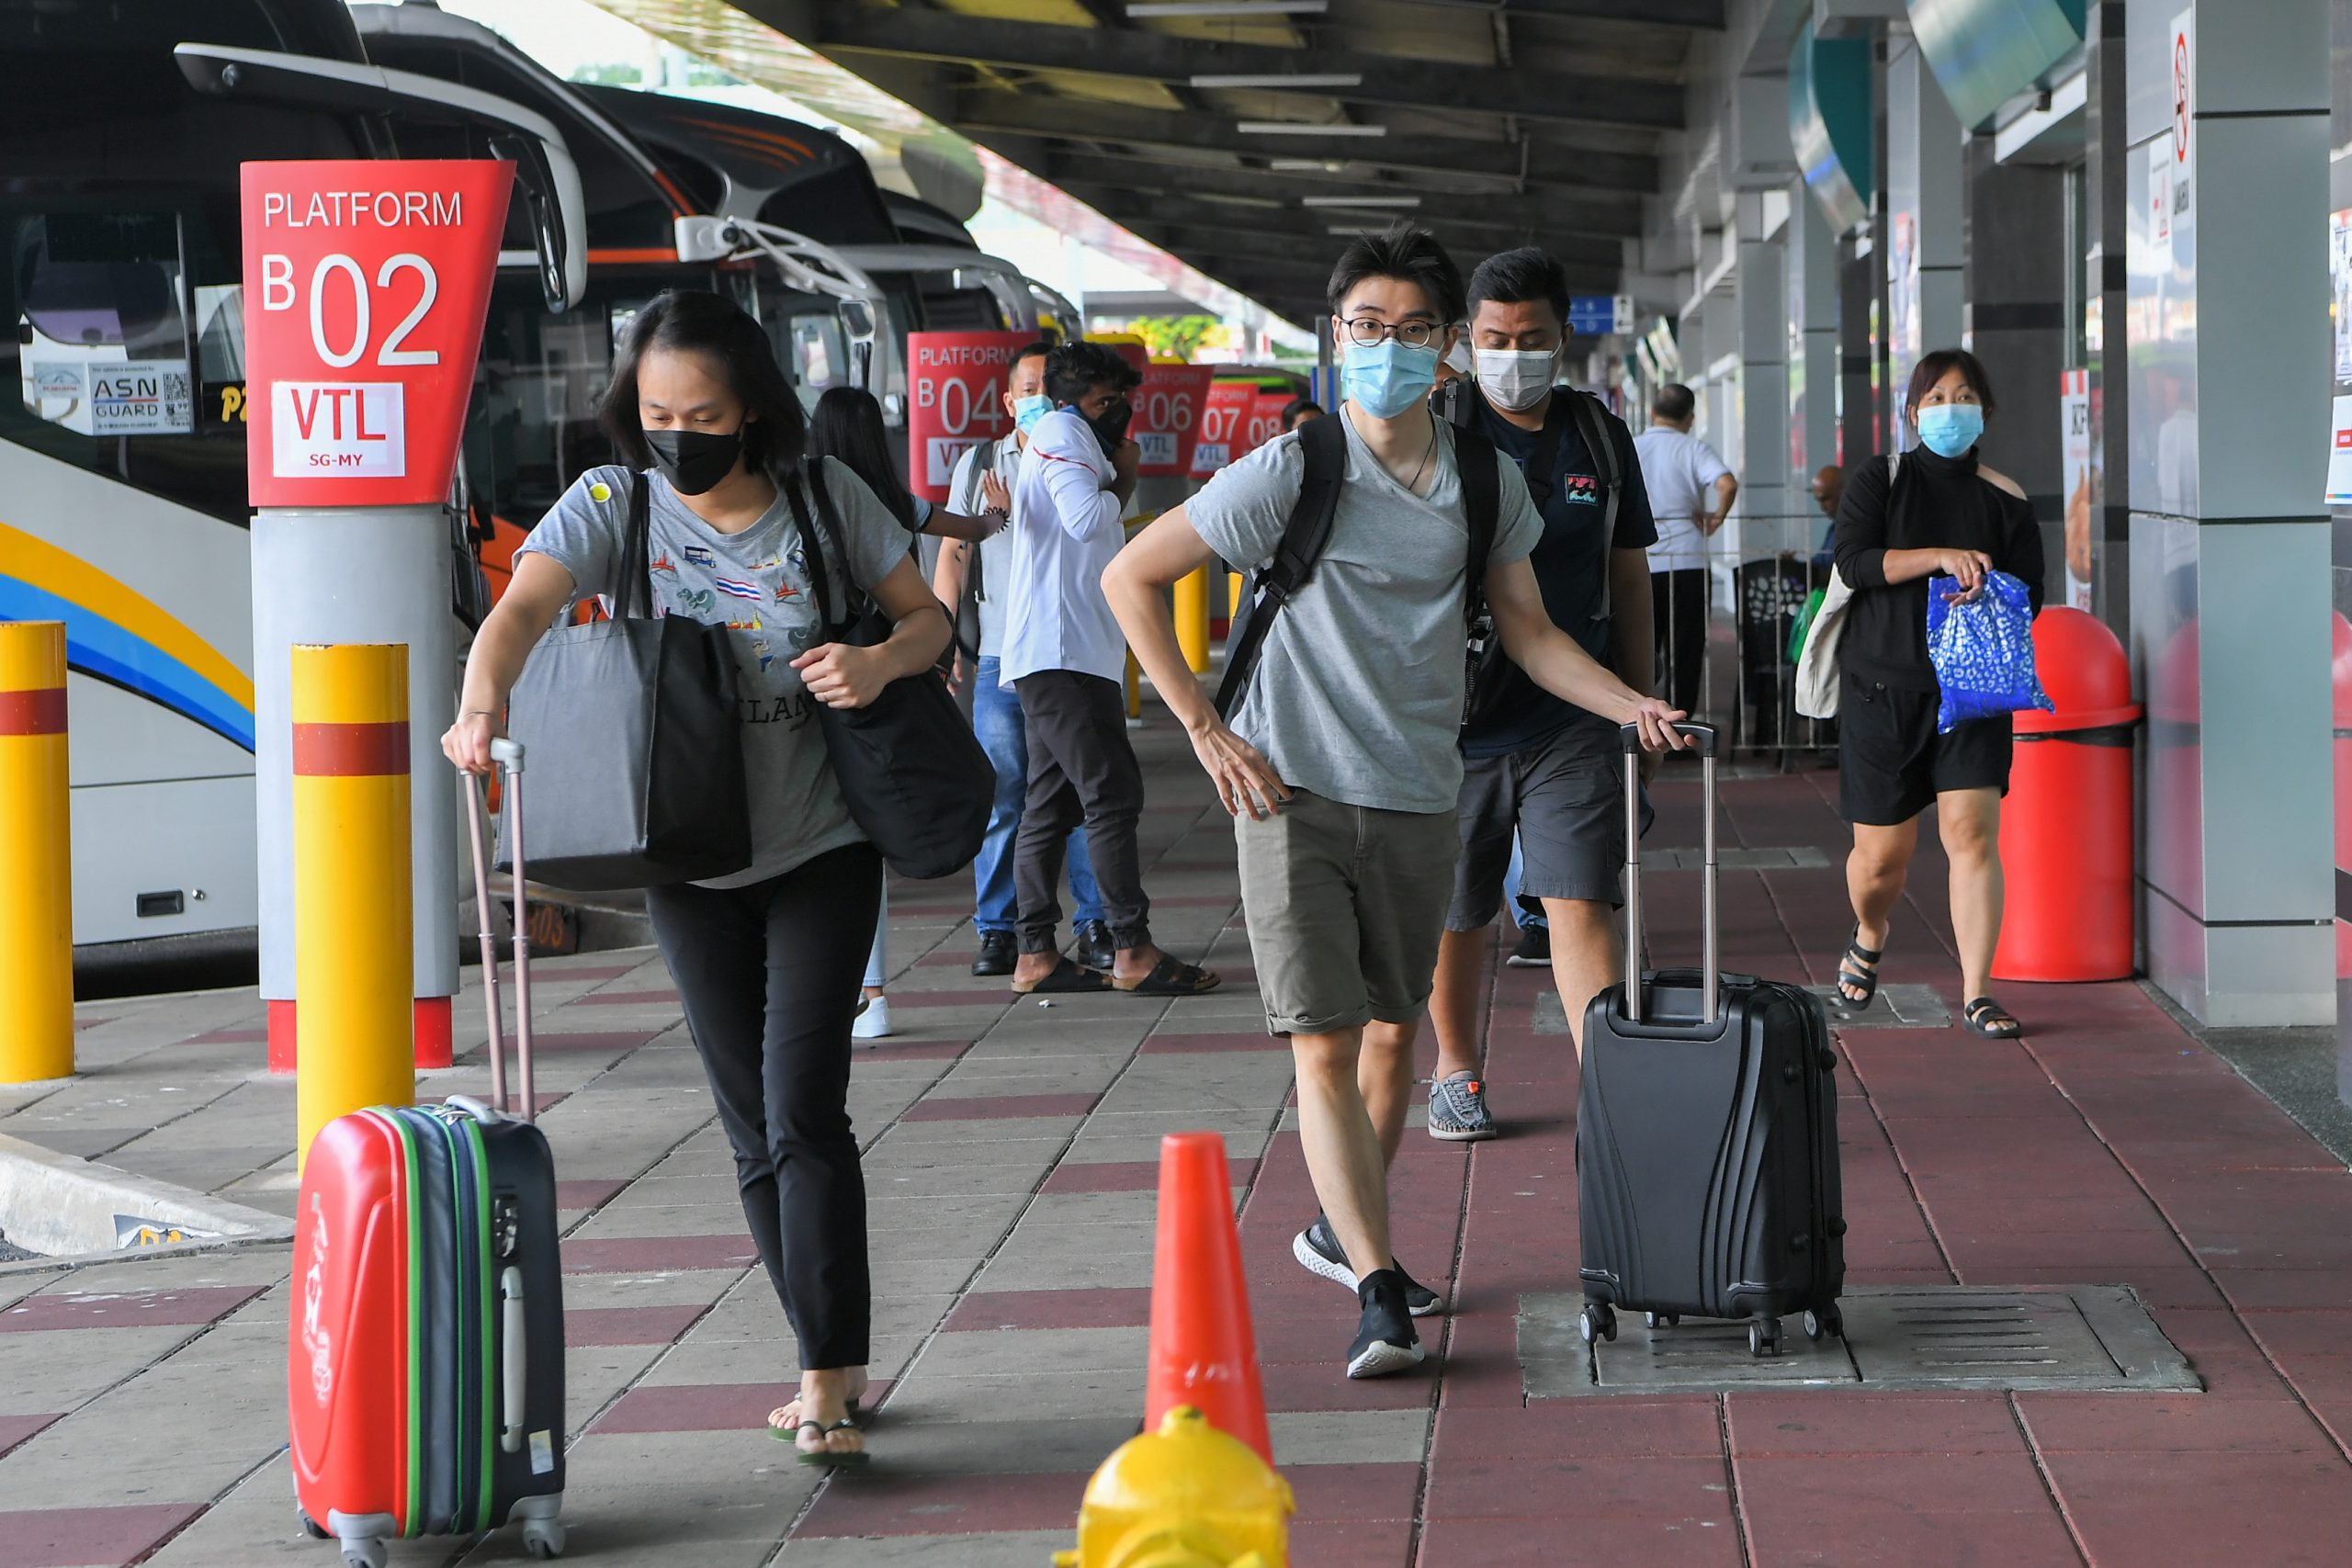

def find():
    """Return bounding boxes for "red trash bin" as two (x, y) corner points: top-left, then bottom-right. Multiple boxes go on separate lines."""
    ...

(1992, 608), (2142, 982)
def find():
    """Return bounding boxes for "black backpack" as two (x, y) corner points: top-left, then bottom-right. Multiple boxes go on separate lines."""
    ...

(1437, 380), (1625, 730)
(1215, 411), (1501, 719)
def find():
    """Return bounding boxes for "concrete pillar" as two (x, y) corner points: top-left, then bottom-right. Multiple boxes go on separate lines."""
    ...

(1787, 179), (1841, 512)
(1732, 193), (1793, 558)
(1962, 138), (2067, 607)
(2128, 0), (2332, 1026)
(2082, 0), (2133, 638)
(1838, 244), (1881, 464)
(1883, 34), (1966, 442)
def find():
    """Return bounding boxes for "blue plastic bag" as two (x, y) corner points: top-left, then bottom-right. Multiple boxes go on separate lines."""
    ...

(1924, 569), (2053, 734)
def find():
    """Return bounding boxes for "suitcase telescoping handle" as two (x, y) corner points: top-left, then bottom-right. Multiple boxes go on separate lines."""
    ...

(459, 738), (536, 1121)
(1619, 721), (1719, 1026)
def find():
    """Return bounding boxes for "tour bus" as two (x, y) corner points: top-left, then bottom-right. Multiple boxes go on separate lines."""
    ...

(345, 3), (894, 601)
(2, 0), (585, 949)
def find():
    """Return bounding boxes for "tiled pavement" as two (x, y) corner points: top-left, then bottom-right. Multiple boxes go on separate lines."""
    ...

(6, 728), (2352, 1565)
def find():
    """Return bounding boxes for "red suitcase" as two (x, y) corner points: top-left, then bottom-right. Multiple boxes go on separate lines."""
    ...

(290, 739), (566, 1566)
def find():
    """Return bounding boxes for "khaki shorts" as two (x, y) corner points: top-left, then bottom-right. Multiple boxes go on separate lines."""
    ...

(1235, 790), (1461, 1036)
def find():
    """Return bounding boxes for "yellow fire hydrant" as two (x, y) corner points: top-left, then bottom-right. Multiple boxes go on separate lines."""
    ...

(1053, 1406), (1294, 1568)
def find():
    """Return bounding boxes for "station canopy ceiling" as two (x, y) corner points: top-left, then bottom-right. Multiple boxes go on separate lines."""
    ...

(726, 0), (1714, 326)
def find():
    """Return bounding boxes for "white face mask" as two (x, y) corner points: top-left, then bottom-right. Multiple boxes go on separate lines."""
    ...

(1474, 347), (1559, 412)
(1442, 335), (1474, 376)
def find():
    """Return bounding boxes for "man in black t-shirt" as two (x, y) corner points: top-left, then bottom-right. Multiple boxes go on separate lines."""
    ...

(1426, 248), (1660, 1142)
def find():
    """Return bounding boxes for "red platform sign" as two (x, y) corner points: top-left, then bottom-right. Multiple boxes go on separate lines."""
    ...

(1248, 390), (1290, 453)
(241, 161), (512, 509)
(1190, 381), (1261, 478)
(907, 331), (1033, 502)
(1133, 364), (1215, 478)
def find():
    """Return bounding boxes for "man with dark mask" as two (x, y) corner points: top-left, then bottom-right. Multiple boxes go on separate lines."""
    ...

(999, 343), (1218, 998)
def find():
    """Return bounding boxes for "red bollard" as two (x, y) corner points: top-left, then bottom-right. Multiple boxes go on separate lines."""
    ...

(1993, 609), (2143, 983)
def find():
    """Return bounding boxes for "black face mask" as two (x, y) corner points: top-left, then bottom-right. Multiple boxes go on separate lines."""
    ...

(643, 426), (744, 496)
(1086, 400), (1132, 458)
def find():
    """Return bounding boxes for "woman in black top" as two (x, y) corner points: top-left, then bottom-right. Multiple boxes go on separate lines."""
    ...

(1830, 350), (2044, 1039)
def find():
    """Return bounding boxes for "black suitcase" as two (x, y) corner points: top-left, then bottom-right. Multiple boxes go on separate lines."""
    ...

(1576, 722), (1845, 1359)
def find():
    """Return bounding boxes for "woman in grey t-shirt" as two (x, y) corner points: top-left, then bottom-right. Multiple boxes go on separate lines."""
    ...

(443, 292), (947, 1467)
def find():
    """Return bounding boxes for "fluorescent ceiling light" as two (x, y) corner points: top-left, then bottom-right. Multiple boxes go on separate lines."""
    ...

(1193, 72), (1362, 88)
(1238, 121), (1388, 137)
(1127, 1), (1327, 14)
(1270, 158), (1348, 172)
(1324, 224), (1385, 236)
(1300, 194), (1420, 209)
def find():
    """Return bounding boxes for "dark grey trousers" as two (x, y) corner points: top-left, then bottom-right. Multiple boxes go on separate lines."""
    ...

(1011, 670), (1150, 955)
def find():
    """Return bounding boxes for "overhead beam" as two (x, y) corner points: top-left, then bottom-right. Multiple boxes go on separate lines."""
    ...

(805, 8), (1682, 131)
(953, 92), (1661, 194)
(1042, 151), (1644, 239)
(1396, 0), (1724, 24)
(1066, 186), (1625, 270)
(1120, 221), (1623, 292)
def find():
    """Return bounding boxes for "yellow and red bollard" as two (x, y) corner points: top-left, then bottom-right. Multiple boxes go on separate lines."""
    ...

(1053, 1406), (1293, 1568)
(291, 643), (415, 1165)
(0, 621), (74, 1085)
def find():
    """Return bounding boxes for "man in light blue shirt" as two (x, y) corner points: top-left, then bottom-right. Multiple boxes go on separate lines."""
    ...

(1001, 342), (1218, 999)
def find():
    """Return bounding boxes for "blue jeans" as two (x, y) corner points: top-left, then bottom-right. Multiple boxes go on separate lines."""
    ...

(1506, 836), (1547, 931)
(973, 656), (1102, 934)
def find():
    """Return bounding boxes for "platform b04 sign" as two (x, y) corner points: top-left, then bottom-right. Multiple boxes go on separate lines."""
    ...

(241, 161), (512, 509)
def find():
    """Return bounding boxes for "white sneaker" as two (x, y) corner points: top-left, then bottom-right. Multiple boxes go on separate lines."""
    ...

(853, 996), (893, 1040)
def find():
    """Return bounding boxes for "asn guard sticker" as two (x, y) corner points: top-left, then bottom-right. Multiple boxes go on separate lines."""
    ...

(271, 381), (405, 478)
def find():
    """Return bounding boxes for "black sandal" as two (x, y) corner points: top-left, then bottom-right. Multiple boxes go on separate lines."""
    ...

(1962, 997), (2022, 1039)
(1113, 955), (1222, 996)
(792, 1417), (869, 1467)
(1834, 927), (1883, 1009)
(1011, 956), (1113, 995)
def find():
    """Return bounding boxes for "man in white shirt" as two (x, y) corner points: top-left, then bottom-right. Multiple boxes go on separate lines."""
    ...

(1634, 383), (1737, 716)
(1001, 341), (1218, 998)
(934, 342), (1111, 978)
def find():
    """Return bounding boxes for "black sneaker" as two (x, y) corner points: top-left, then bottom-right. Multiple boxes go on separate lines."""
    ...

(1506, 924), (1550, 967)
(1072, 919), (1116, 973)
(970, 931), (1016, 977)
(1347, 1270), (1425, 1380)
(1293, 1216), (1443, 1316)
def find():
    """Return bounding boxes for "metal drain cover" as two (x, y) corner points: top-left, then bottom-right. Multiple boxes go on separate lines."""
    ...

(1520, 1285), (2200, 1397)
(1807, 983), (1952, 1029)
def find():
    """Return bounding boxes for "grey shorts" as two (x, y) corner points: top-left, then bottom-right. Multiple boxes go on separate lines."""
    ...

(1447, 721), (1651, 930)
(1235, 790), (1460, 1036)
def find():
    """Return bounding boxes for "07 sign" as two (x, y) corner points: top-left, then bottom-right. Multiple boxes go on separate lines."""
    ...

(242, 161), (512, 509)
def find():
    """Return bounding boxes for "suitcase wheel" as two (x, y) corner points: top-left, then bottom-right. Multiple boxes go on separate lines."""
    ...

(1579, 1303), (1617, 1345)
(1645, 1312), (1679, 1330)
(296, 1511), (329, 1542)
(522, 1517), (566, 1560)
(339, 1540), (387, 1568)
(1803, 1306), (1843, 1341)
(1749, 1317), (1784, 1358)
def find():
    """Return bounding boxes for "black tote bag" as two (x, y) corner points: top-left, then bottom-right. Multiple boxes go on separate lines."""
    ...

(790, 465), (992, 881)
(497, 473), (752, 889)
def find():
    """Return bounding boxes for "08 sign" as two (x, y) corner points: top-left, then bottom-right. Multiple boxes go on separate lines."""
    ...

(241, 160), (513, 509)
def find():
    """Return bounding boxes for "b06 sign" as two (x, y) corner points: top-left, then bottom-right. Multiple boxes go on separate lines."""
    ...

(241, 161), (512, 509)
(1132, 364), (1214, 478)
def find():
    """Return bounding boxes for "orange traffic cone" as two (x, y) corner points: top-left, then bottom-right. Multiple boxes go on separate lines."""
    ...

(1144, 1131), (1272, 1465)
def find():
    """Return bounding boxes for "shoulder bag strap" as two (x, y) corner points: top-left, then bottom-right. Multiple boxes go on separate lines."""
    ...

(1213, 414), (1345, 719)
(783, 468), (840, 635)
(614, 469), (653, 621)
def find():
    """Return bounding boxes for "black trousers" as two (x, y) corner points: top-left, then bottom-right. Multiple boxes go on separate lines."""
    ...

(1652, 569), (1709, 716)
(644, 842), (879, 1371)
(1012, 669), (1150, 954)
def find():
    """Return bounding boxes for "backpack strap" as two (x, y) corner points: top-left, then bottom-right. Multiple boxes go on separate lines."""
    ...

(1563, 390), (1621, 621)
(1455, 418), (1500, 600)
(1214, 415), (1345, 719)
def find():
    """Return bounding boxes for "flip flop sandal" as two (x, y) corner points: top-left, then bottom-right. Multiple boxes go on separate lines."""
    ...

(1834, 927), (1883, 1009)
(1011, 956), (1113, 995)
(792, 1418), (870, 1468)
(767, 1394), (864, 1435)
(1962, 997), (2023, 1039)
(1114, 955), (1222, 996)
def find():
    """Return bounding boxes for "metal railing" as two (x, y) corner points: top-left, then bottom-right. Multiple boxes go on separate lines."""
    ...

(1645, 516), (1840, 771)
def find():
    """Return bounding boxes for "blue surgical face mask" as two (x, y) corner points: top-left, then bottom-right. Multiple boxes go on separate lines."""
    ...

(1915, 401), (1984, 458)
(1341, 338), (1441, 420)
(1012, 393), (1051, 434)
